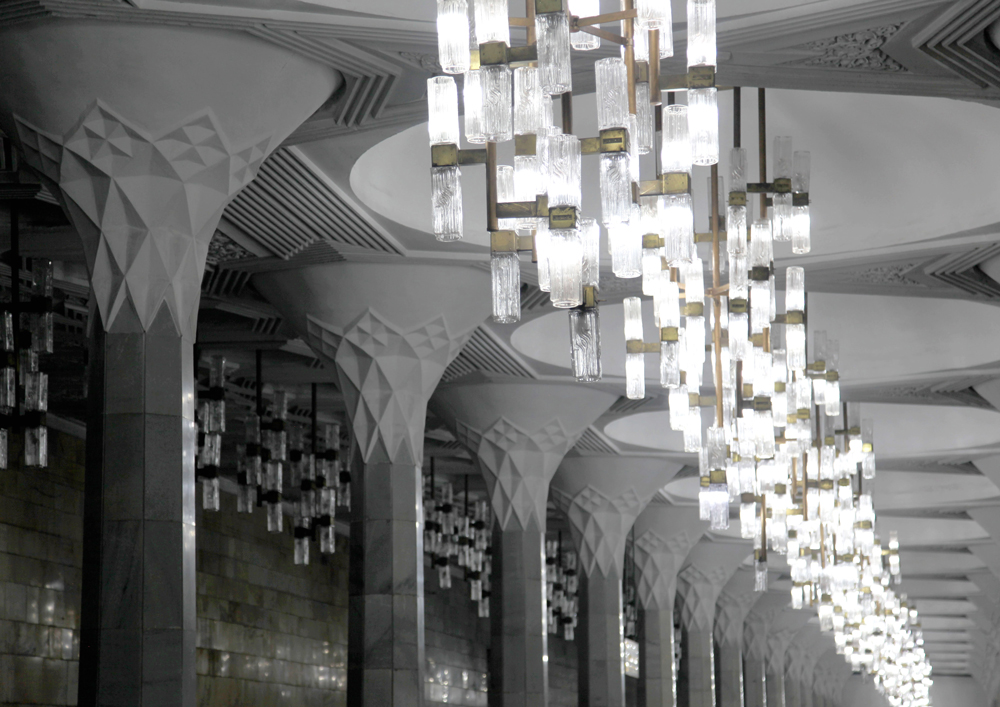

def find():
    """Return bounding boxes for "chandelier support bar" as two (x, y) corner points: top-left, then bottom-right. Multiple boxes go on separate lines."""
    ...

(758, 87), (767, 220)
(486, 141), (499, 233)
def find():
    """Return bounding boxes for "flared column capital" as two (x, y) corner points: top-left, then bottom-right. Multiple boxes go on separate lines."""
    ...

(431, 376), (617, 531)
(714, 567), (762, 648)
(632, 503), (706, 611)
(676, 540), (752, 633)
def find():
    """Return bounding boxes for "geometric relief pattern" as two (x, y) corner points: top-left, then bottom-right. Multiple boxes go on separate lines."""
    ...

(455, 417), (575, 532)
(743, 607), (783, 662)
(307, 310), (469, 466)
(633, 528), (699, 610)
(786, 24), (906, 72)
(766, 627), (799, 674)
(550, 484), (647, 579)
(715, 590), (760, 648)
(15, 101), (271, 338)
(677, 564), (734, 633)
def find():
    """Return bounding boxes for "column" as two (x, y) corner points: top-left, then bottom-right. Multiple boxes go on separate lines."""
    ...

(432, 377), (618, 707)
(256, 262), (492, 705)
(552, 455), (681, 707)
(742, 605), (781, 707)
(0, 21), (337, 706)
(713, 569), (760, 707)
(676, 541), (753, 707)
(632, 504), (706, 707)
(764, 617), (810, 707)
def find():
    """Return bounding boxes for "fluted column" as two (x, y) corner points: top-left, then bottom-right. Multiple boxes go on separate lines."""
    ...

(632, 504), (706, 707)
(257, 262), (491, 705)
(432, 376), (618, 707)
(713, 569), (760, 707)
(0, 21), (337, 707)
(676, 540), (753, 707)
(552, 456), (681, 707)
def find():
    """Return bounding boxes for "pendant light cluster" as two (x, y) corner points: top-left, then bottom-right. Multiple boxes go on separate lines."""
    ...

(423, 469), (494, 618)
(197, 355), (227, 511)
(545, 537), (579, 641)
(428, 0), (746, 382)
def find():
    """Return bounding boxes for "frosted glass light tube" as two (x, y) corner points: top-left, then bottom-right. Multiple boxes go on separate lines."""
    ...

(481, 64), (512, 142)
(514, 67), (544, 136)
(432, 166), (463, 242)
(437, 0), (471, 74)
(428, 76), (460, 146)
(785, 266), (805, 311)
(688, 88), (719, 166)
(608, 222), (642, 278)
(635, 82), (654, 155)
(600, 153), (632, 226)
(514, 155), (541, 229)
(536, 11), (572, 94)
(686, 0), (716, 68)
(581, 217), (600, 288)
(547, 134), (582, 209)
(570, 308), (602, 382)
(661, 194), (694, 265)
(750, 219), (772, 268)
(792, 150), (812, 254)
(660, 104), (692, 174)
(492, 251), (521, 323)
(475, 0), (510, 45)
(772, 137), (793, 239)
(549, 228), (584, 308)
(637, 0), (671, 29)
(596, 57), (629, 131)
(463, 70), (486, 144)
(624, 297), (645, 400)
(536, 222), (552, 291)
(570, 0), (601, 50)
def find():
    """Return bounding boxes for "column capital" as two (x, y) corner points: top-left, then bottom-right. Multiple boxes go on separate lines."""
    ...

(677, 540), (753, 633)
(633, 503), (706, 611)
(714, 567), (761, 648)
(552, 454), (681, 578)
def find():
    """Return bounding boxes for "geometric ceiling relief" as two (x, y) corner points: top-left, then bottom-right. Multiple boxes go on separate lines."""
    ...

(632, 504), (705, 611)
(454, 417), (576, 532)
(15, 101), (271, 339)
(915, 0), (1000, 90)
(784, 24), (907, 72)
(306, 309), (469, 466)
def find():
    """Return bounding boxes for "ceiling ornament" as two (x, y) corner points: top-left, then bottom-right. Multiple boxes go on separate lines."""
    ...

(841, 263), (927, 287)
(398, 51), (444, 74)
(207, 232), (256, 266)
(786, 24), (907, 72)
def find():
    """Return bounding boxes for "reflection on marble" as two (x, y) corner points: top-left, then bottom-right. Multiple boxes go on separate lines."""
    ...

(578, 573), (626, 707)
(677, 627), (714, 707)
(639, 606), (677, 707)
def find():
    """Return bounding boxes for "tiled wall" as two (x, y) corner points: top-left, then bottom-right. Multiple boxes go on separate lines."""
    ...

(424, 571), (490, 706)
(195, 492), (350, 707)
(0, 432), (84, 707)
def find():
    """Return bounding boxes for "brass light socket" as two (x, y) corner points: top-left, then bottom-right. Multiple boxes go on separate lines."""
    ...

(490, 231), (519, 253)
(534, 0), (564, 13)
(479, 41), (509, 66)
(687, 65), (716, 88)
(773, 177), (792, 193)
(728, 191), (747, 207)
(549, 206), (578, 230)
(515, 134), (538, 157)
(792, 192), (810, 207)
(431, 143), (459, 167)
(599, 127), (629, 153)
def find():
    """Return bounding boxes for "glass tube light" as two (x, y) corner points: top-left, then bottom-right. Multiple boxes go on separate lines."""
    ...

(464, 70), (486, 144)
(547, 134), (582, 209)
(624, 297), (645, 400)
(596, 57), (629, 131)
(581, 218), (600, 288)
(497, 164), (517, 230)
(792, 150), (812, 254)
(688, 88), (719, 166)
(686, 0), (716, 69)
(635, 82), (654, 155)
(570, 308), (602, 382)
(660, 104), (692, 174)
(608, 221), (642, 278)
(704, 426), (729, 530)
(437, 0), (471, 74)
(570, 0), (600, 50)
(661, 194), (694, 265)
(772, 136), (793, 238)
(428, 76), (461, 146)
(514, 67), (544, 136)
(536, 11), (572, 95)
(536, 222), (552, 291)
(432, 166), (463, 242)
(548, 228), (584, 308)
(475, 0), (510, 45)
(728, 148), (748, 254)
(492, 251), (520, 324)
(600, 153), (632, 227)
(637, 0), (672, 30)
(481, 64), (513, 142)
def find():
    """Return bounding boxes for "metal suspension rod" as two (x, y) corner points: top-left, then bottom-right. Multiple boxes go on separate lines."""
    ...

(311, 383), (318, 455)
(758, 88), (767, 221)
(734, 86), (741, 149)
(255, 349), (263, 417)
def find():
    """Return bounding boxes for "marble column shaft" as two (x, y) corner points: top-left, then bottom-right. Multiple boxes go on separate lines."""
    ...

(490, 521), (548, 707)
(579, 572), (626, 707)
(765, 665), (785, 707)
(783, 675), (801, 707)
(678, 626), (715, 707)
(715, 641), (743, 707)
(639, 604), (676, 707)
(743, 655), (766, 707)
(348, 459), (425, 706)
(80, 321), (196, 706)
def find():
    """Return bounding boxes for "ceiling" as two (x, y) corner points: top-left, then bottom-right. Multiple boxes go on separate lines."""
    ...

(5, 0), (1000, 694)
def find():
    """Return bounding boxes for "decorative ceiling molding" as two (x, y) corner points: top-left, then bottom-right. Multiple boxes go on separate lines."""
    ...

(839, 262), (928, 287)
(207, 232), (256, 267)
(914, 0), (1000, 90)
(0, 0), (404, 131)
(573, 427), (619, 455)
(224, 146), (399, 258)
(846, 375), (996, 409)
(440, 327), (535, 383)
(784, 24), (908, 72)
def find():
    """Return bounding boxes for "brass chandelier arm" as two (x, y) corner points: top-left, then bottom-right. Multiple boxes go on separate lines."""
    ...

(578, 26), (628, 45)
(573, 8), (637, 29)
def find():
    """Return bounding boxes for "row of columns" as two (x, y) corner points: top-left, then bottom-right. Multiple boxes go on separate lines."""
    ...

(0, 19), (860, 707)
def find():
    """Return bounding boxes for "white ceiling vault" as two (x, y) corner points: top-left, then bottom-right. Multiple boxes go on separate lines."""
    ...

(6, 0), (1000, 691)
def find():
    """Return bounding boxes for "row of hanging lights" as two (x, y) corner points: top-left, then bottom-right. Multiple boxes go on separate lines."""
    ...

(195, 358), (352, 566)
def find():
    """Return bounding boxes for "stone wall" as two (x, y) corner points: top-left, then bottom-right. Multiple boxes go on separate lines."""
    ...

(0, 431), (84, 707)
(424, 569), (489, 706)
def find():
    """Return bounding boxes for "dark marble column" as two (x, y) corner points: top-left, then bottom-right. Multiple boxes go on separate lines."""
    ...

(579, 573), (627, 707)
(742, 653), (766, 707)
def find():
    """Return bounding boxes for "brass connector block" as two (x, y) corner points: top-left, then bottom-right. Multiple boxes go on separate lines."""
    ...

(496, 194), (547, 220)
(740, 492), (757, 504)
(819, 479), (834, 490)
(694, 231), (727, 243)
(626, 339), (659, 354)
(515, 134), (537, 157)
(749, 333), (765, 348)
(682, 302), (704, 317)
(508, 45), (538, 65)
(660, 326), (678, 342)
(634, 61), (649, 84)
(729, 298), (748, 314)
(490, 231), (520, 253)
(774, 483), (787, 495)
(749, 265), (771, 281)
(599, 127), (629, 153)
(642, 234), (665, 249)
(792, 192), (810, 207)
(549, 206), (578, 230)
(773, 177), (792, 194)
(431, 143), (459, 167)
(687, 65), (716, 89)
(582, 285), (598, 308)
(535, 0), (564, 13)
(807, 360), (827, 372)
(729, 191), (747, 207)
(753, 396), (772, 412)
(838, 478), (852, 487)
(797, 408), (811, 420)
(826, 370), (839, 382)
(784, 310), (805, 325)
(774, 382), (786, 393)
(638, 172), (690, 197)
(742, 383), (754, 399)
(708, 469), (727, 484)
(479, 41), (509, 66)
